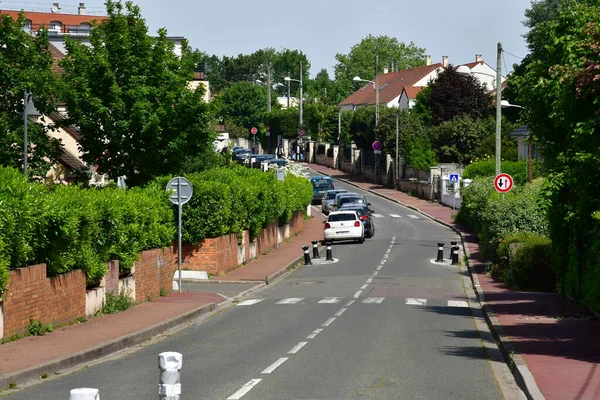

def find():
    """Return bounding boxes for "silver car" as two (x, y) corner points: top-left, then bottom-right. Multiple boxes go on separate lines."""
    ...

(320, 189), (347, 215)
(332, 192), (370, 211)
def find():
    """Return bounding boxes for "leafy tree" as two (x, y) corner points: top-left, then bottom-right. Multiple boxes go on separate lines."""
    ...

(264, 108), (300, 139)
(348, 107), (376, 149)
(272, 48), (310, 97)
(511, 0), (600, 306)
(405, 135), (438, 171)
(428, 115), (516, 164)
(0, 13), (63, 177)
(60, 1), (214, 186)
(334, 35), (426, 94)
(215, 81), (268, 136)
(423, 65), (492, 126)
(410, 86), (433, 125)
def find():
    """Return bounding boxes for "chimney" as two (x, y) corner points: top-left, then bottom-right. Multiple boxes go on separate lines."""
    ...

(442, 56), (449, 68)
(475, 54), (483, 63)
(78, 3), (87, 15)
(383, 66), (389, 74)
(425, 55), (431, 66)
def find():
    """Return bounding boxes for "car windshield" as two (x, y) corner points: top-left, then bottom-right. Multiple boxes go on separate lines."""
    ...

(328, 213), (357, 222)
(312, 179), (333, 189)
(327, 191), (344, 200)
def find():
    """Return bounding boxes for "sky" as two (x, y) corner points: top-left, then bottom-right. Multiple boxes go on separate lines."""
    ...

(67, 0), (532, 77)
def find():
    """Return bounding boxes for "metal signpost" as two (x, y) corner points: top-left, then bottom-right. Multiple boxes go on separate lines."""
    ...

(166, 177), (193, 293)
(494, 173), (514, 200)
(449, 173), (459, 210)
(251, 127), (257, 152)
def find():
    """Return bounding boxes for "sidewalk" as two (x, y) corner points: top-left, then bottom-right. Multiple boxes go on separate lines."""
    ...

(307, 162), (600, 400)
(0, 213), (325, 391)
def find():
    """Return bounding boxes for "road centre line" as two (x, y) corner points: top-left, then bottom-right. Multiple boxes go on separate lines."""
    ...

(372, 271), (379, 276)
(393, 236), (396, 240)
(354, 290), (363, 298)
(288, 342), (308, 354)
(346, 300), (355, 306)
(307, 329), (323, 339)
(376, 265), (382, 271)
(360, 284), (368, 290)
(335, 308), (347, 317)
(322, 318), (336, 327)
(227, 379), (262, 399)
(366, 277), (373, 283)
(383, 254), (389, 259)
(261, 358), (288, 374)
(386, 249), (391, 254)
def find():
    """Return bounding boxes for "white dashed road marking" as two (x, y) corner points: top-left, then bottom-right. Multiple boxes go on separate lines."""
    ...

(408, 214), (419, 219)
(346, 300), (355, 306)
(335, 308), (347, 317)
(228, 379), (262, 399)
(447, 300), (469, 308)
(306, 329), (323, 339)
(288, 342), (308, 354)
(371, 213), (384, 218)
(406, 298), (428, 306)
(262, 358), (288, 374)
(318, 297), (343, 304)
(237, 299), (264, 306)
(360, 284), (368, 290)
(362, 297), (384, 304)
(276, 298), (304, 304)
(322, 318), (336, 327)
(354, 290), (363, 298)
(390, 214), (402, 218)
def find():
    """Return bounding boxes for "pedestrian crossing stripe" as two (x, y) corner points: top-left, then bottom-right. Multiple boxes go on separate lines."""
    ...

(408, 215), (419, 219)
(237, 297), (469, 308)
(371, 213), (384, 218)
(389, 214), (401, 218)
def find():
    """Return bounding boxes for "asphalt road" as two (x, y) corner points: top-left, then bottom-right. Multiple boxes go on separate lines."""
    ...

(6, 172), (507, 399)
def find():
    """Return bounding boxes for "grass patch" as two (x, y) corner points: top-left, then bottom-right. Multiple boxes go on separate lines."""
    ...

(99, 290), (135, 315)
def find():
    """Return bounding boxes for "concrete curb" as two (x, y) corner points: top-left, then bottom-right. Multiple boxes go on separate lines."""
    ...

(0, 302), (216, 391)
(314, 168), (545, 400)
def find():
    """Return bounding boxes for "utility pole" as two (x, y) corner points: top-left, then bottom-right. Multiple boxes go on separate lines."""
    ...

(375, 55), (380, 183)
(267, 65), (271, 113)
(299, 61), (303, 132)
(495, 42), (502, 176)
(287, 71), (290, 109)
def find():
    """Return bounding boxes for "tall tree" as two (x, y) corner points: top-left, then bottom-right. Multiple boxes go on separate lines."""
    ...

(0, 13), (63, 176)
(60, 1), (214, 186)
(417, 65), (492, 126)
(214, 81), (268, 137)
(334, 35), (426, 94)
(272, 48), (310, 97)
(511, 0), (600, 306)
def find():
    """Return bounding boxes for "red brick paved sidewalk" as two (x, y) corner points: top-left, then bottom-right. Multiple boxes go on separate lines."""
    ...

(0, 213), (325, 391)
(307, 162), (600, 400)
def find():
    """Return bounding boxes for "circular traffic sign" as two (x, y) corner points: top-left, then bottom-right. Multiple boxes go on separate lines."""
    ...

(372, 140), (382, 151)
(250, 127), (258, 135)
(298, 128), (305, 137)
(494, 173), (514, 193)
(166, 177), (193, 205)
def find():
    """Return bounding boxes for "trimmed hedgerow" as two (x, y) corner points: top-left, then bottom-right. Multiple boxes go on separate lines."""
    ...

(496, 232), (555, 291)
(463, 159), (534, 186)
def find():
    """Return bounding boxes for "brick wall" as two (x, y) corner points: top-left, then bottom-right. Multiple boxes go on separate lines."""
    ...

(175, 233), (241, 275)
(3, 264), (86, 337)
(339, 158), (353, 173)
(256, 220), (277, 255)
(134, 247), (174, 302)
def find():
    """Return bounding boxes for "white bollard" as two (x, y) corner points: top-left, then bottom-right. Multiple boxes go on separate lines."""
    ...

(69, 388), (99, 400)
(159, 352), (182, 400)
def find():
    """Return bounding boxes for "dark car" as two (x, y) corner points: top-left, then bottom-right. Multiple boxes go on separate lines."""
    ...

(333, 192), (369, 211)
(233, 149), (251, 163)
(311, 176), (335, 205)
(338, 203), (375, 238)
(269, 158), (287, 167)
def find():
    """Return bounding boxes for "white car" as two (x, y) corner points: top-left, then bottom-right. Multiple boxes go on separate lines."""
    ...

(323, 210), (365, 243)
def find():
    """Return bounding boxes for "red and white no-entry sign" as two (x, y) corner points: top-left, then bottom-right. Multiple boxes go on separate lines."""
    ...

(494, 173), (514, 193)
(250, 127), (258, 135)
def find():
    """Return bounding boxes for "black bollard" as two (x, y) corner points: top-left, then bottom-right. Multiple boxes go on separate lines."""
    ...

(302, 245), (312, 265)
(449, 241), (457, 260)
(326, 241), (333, 261)
(451, 245), (459, 265)
(436, 243), (444, 262)
(312, 240), (321, 259)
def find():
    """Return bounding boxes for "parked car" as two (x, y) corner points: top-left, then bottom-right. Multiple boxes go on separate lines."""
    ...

(320, 189), (347, 215)
(323, 210), (365, 243)
(311, 176), (335, 205)
(333, 192), (370, 211)
(231, 146), (244, 153)
(269, 158), (287, 167)
(233, 149), (251, 162)
(339, 203), (375, 238)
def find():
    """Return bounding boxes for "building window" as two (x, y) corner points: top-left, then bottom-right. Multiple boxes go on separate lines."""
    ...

(23, 19), (32, 32)
(79, 22), (92, 32)
(49, 20), (63, 33)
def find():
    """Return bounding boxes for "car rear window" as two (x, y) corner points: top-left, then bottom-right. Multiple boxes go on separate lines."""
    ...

(328, 213), (357, 222)
(312, 179), (333, 189)
(339, 197), (365, 206)
(340, 207), (366, 217)
(327, 191), (344, 199)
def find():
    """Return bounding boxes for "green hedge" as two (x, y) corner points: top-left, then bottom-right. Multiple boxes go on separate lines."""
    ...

(463, 159), (534, 186)
(496, 232), (555, 291)
(0, 167), (175, 295)
(156, 165), (313, 245)
(457, 177), (548, 261)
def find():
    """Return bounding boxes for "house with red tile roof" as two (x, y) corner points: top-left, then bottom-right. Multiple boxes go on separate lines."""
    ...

(340, 55), (507, 112)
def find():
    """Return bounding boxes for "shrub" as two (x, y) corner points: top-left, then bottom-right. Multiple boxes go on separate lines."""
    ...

(455, 177), (495, 234)
(463, 159), (537, 186)
(496, 232), (555, 291)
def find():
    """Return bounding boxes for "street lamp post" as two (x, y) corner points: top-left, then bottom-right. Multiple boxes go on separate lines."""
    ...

(456, 42), (503, 175)
(22, 91), (40, 175)
(284, 61), (303, 136)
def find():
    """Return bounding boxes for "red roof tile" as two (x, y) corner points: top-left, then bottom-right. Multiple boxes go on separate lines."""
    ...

(339, 63), (442, 106)
(402, 86), (424, 100)
(48, 43), (65, 75)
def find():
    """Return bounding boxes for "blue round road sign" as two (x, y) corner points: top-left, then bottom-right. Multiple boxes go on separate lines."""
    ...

(372, 141), (382, 151)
